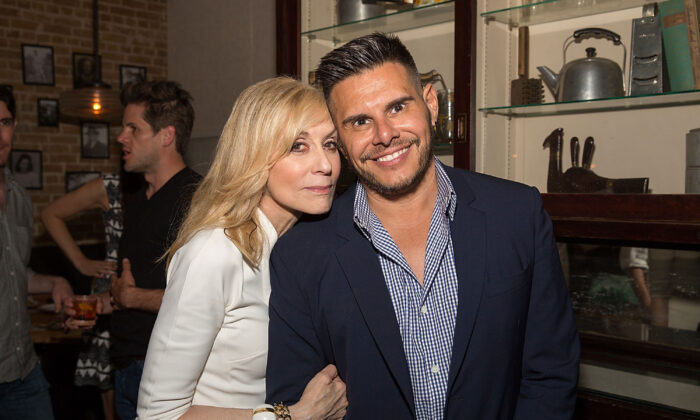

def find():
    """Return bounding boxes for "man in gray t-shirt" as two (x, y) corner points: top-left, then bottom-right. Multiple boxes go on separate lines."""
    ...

(0, 87), (73, 420)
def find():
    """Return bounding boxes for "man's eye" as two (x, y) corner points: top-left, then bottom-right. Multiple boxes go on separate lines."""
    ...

(391, 103), (405, 113)
(353, 118), (369, 127)
(0, 118), (13, 127)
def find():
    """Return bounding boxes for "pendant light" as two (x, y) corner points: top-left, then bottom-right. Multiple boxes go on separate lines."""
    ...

(60, 0), (122, 124)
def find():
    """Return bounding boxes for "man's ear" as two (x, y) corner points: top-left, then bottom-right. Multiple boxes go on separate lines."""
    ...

(422, 83), (439, 127)
(159, 125), (176, 147)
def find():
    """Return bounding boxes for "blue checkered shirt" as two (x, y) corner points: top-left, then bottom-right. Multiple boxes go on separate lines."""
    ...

(353, 159), (459, 420)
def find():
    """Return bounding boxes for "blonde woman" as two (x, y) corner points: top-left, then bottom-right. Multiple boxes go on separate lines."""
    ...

(136, 77), (347, 420)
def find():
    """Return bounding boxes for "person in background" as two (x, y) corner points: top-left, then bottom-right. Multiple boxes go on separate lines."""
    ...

(41, 173), (123, 420)
(266, 33), (580, 419)
(88, 80), (201, 420)
(137, 77), (347, 420)
(0, 86), (73, 420)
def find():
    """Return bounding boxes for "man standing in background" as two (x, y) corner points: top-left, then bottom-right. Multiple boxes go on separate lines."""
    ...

(0, 87), (74, 420)
(96, 81), (201, 420)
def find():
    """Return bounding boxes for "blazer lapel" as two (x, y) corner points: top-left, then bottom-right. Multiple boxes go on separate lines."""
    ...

(333, 198), (416, 414)
(445, 169), (487, 394)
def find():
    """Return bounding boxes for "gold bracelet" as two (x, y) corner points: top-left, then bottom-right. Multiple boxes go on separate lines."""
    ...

(273, 402), (291, 420)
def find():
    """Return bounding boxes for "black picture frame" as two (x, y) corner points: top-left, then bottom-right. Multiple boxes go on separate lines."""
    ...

(72, 52), (102, 88)
(65, 171), (100, 193)
(22, 44), (55, 86)
(119, 65), (147, 88)
(80, 121), (110, 159)
(37, 98), (59, 127)
(9, 149), (42, 189)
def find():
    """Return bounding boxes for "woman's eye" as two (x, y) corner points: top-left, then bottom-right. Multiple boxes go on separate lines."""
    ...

(290, 142), (306, 152)
(324, 140), (338, 151)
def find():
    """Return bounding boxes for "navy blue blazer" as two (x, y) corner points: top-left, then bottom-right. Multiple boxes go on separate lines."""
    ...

(266, 166), (580, 419)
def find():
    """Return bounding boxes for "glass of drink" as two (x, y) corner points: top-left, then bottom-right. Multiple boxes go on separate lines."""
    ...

(72, 295), (98, 326)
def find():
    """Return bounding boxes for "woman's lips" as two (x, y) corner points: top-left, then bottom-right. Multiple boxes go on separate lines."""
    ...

(306, 185), (332, 194)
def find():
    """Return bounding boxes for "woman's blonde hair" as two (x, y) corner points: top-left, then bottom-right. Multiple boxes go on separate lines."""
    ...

(166, 77), (330, 268)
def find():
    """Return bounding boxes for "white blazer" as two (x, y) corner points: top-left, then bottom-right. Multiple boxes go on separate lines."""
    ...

(137, 210), (278, 419)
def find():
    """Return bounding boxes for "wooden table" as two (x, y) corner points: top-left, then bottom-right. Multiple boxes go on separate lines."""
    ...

(28, 294), (82, 344)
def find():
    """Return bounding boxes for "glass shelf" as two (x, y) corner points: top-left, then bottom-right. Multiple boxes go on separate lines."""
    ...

(481, 0), (657, 27)
(302, 0), (455, 44)
(478, 89), (700, 117)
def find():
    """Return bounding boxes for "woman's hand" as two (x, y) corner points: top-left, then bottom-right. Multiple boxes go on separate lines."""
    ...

(75, 257), (117, 278)
(289, 364), (347, 420)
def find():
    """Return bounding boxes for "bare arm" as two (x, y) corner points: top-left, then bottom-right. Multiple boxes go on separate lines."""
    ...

(177, 407), (252, 420)
(41, 177), (116, 277)
(181, 365), (347, 420)
(110, 258), (163, 313)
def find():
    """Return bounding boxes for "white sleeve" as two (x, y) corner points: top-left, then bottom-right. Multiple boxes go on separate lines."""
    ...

(620, 247), (649, 271)
(136, 231), (241, 420)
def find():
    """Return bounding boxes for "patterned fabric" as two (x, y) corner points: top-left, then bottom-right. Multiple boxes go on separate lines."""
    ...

(74, 173), (123, 390)
(352, 158), (459, 420)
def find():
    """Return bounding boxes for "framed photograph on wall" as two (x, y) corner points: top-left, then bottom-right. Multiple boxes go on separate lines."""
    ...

(81, 121), (110, 159)
(65, 171), (101, 193)
(9, 149), (42, 189)
(72, 52), (102, 88)
(120, 65), (147, 88)
(22, 44), (54, 86)
(37, 98), (59, 127)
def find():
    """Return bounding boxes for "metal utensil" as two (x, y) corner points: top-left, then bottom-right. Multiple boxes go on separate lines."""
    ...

(570, 137), (579, 167)
(582, 136), (595, 169)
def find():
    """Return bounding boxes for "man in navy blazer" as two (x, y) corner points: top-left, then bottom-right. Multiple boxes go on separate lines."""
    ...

(266, 33), (580, 419)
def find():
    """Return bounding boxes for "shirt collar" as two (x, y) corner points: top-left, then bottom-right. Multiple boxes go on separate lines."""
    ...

(353, 157), (457, 239)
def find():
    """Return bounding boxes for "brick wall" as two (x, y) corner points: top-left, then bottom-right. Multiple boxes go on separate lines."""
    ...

(0, 0), (167, 245)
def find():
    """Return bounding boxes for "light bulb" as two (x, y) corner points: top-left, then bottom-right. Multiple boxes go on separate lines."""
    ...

(93, 102), (102, 111)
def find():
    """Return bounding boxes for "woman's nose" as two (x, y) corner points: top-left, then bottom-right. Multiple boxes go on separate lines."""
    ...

(312, 148), (333, 175)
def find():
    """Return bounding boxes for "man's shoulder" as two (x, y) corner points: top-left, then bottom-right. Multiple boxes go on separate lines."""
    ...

(444, 166), (538, 209)
(172, 167), (202, 189)
(5, 173), (32, 208)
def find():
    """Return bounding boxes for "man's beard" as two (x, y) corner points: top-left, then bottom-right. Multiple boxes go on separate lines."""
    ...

(350, 129), (434, 198)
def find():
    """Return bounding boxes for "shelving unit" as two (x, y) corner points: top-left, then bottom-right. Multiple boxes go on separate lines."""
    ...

(481, 0), (656, 26)
(476, 0), (700, 415)
(480, 89), (700, 116)
(301, 1), (455, 43)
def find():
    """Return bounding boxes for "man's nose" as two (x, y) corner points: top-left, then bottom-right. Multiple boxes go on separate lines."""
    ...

(373, 116), (399, 146)
(116, 129), (127, 144)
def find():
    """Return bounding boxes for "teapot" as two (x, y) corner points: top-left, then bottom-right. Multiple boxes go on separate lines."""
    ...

(537, 28), (626, 102)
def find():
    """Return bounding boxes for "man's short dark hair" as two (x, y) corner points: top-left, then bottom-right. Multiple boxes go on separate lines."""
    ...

(315, 32), (421, 102)
(120, 80), (194, 156)
(0, 86), (16, 119)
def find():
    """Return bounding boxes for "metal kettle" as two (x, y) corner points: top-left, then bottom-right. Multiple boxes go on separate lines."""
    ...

(537, 28), (626, 102)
